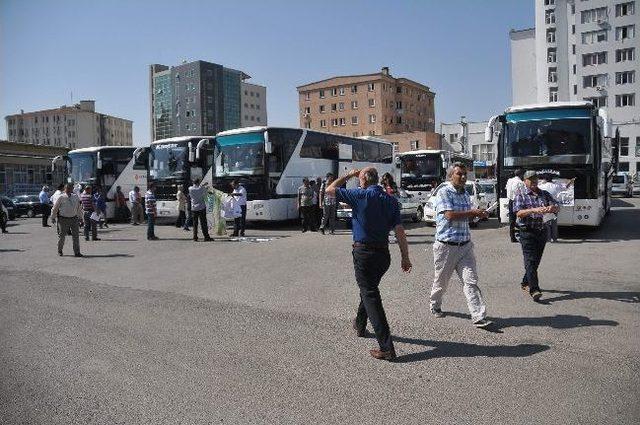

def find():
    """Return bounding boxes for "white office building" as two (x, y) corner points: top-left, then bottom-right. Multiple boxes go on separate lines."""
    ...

(240, 82), (267, 127)
(441, 120), (494, 178)
(511, 0), (639, 176)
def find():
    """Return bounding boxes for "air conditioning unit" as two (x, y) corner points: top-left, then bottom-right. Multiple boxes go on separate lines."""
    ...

(596, 18), (607, 25)
(595, 85), (606, 91)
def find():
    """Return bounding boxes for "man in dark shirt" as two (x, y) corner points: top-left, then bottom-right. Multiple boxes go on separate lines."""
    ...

(325, 167), (412, 361)
(513, 170), (559, 302)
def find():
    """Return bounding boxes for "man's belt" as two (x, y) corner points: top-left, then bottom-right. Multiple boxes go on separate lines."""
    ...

(437, 240), (470, 246)
(353, 241), (389, 250)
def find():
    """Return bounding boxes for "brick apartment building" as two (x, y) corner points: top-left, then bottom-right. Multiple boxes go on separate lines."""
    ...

(297, 67), (439, 151)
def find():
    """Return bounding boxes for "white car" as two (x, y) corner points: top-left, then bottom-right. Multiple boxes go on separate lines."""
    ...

(336, 188), (424, 226)
(476, 179), (498, 216)
(423, 182), (490, 227)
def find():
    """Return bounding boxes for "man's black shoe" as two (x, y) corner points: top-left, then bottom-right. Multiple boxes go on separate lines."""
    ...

(204, 237), (213, 242)
(352, 318), (366, 338)
(74, 253), (83, 257)
(370, 349), (396, 361)
(58, 251), (63, 256)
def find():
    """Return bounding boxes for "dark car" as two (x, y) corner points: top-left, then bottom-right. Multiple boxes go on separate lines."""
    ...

(12, 194), (46, 217)
(1, 196), (17, 220)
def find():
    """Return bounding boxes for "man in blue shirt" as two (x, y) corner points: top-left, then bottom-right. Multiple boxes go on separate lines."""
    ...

(39, 186), (51, 227)
(430, 162), (491, 328)
(326, 167), (412, 361)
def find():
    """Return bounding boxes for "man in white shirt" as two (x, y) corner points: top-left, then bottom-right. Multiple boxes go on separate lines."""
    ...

(51, 183), (83, 257)
(128, 186), (144, 225)
(505, 169), (526, 242)
(230, 179), (247, 237)
(538, 174), (562, 242)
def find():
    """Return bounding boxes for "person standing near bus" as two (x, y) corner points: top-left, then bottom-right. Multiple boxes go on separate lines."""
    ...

(537, 174), (562, 243)
(319, 173), (337, 235)
(429, 162), (491, 328)
(297, 178), (315, 232)
(39, 186), (52, 227)
(230, 179), (247, 237)
(189, 178), (212, 242)
(80, 186), (99, 241)
(114, 186), (129, 222)
(506, 168), (526, 242)
(51, 183), (83, 257)
(145, 183), (159, 240)
(513, 171), (559, 302)
(129, 186), (144, 226)
(94, 186), (108, 229)
(381, 173), (398, 196)
(325, 167), (412, 361)
(175, 186), (189, 231)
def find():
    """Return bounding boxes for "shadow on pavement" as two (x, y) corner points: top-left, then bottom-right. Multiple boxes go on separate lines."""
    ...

(445, 311), (619, 331)
(610, 198), (635, 207)
(2, 231), (30, 235)
(80, 254), (134, 258)
(0, 249), (25, 252)
(558, 208), (640, 243)
(101, 238), (139, 242)
(393, 335), (550, 363)
(544, 289), (640, 304)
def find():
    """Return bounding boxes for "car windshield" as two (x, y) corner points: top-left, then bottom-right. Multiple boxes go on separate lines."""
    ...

(68, 153), (96, 183)
(479, 183), (495, 194)
(504, 118), (592, 166)
(149, 144), (187, 179)
(613, 176), (625, 184)
(400, 154), (440, 179)
(215, 132), (265, 177)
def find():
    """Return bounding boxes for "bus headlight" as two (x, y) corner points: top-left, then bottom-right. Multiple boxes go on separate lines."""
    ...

(584, 214), (589, 219)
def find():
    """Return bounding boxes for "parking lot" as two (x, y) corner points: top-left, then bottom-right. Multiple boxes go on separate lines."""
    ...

(1, 198), (639, 424)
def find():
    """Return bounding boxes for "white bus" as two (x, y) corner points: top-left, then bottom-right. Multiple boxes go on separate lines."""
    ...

(486, 101), (617, 227)
(146, 136), (215, 219)
(396, 150), (475, 202)
(211, 126), (395, 221)
(52, 146), (147, 219)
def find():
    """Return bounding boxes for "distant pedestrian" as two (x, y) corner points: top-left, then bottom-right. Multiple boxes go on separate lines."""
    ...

(189, 178), (212, 242)
(381, 173), (398, 196)
(39, 185), (52, 227)
(513, 170), (559, 302)
(319, 173), (337, 235)
(176, 186), (189, 231)
(0, 202), (8, 234)
(50, 183), (83, 257)
(506, 168), (526, 242)
(145, 184), (159, 240)
(297, 178), (316, 232)
(325, 167), (412, 361)
(114, 186), (129, 221)
(50, 183), (65, 235)
(129, 186), (144, 225)
(429, 162), (491, 328)
(80, 186), (99, 241)
(230, 179), (247, 237)
(94, 186), (108, 229)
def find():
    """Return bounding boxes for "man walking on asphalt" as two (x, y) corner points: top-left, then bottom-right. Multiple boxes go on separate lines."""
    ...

(51, 183), (83, 257)
(429, 162), (491, 328)
(39, 185), (52, 227)
(80, 186), (99, 241)
(325, 167), (412, 361)
(145, 183), (159, 241)
(513, 170), (559, 302)
(506, 168), (526, 242)
(189, 178), (212, 242)
(129, 186), (144, 226)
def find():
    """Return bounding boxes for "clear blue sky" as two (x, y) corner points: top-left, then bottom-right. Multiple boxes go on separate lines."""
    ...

(1, 0), (534, 146)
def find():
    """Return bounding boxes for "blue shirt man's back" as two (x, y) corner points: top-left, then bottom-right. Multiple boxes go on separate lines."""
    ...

(336, 185), (401, 243)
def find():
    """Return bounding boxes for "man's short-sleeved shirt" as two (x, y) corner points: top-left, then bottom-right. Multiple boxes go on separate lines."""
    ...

(513, 188), (558, 230)
(435, 182), (471, 243)
(336, 184), (401, 243)
(298, 185), (314, 207)
(189, 185), (207, 212)
(232, 185), (247, 206)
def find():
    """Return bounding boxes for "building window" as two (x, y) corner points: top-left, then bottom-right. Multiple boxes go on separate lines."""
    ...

(319, 105), (325, 113)
(615, 2), (635, 17)
(615, 71), (635, 85)
(319, 90), (325, 99)
(351, 116), (358, 125)
(582, 51), (607, 66)
(396, 101), (403, 109)
(583, 74), (607, 88)
(256, 93), (260, 98)
(304, 122), (310, 129)
(616, 48), (635, 62)
(574, 85), (578, 95)
(620, 137), (630, 156)
(331, 88), (338, 96)
(351, 85), (358, 93)
(545, 9), (556, 24)
(410, 140), (419, 150)
(619, 162), (630, 172)
(572, 25), (575, 35)
(369, 114), (376, 124)
(636, 137), (640, 156)
(331, 103), (337, 112)
(368, 130), (376, 136)
(320, 119), (327, 128)
(573, 64), (577, 74)
(547, 48), (557, 62)
(339, 117), (346, 126)
(572, 44), (576, 54)
(616, 25), (635, 41)
(339, 87), (345, 96)
(548, 67), (558, 83)
(368, 98), (375, 107)
(331, 118), (338, 127)
(549, 87), (558, 102)
(547, 28), (556, 43)
(544, 0), (554, 5)
(582, 30), (608, 44)
(338, 102), (344, 111)
(367, 83), (375, 91)
(351, 100), (358, 109)
(304, 107), (311, 114)
(396, 116), (402, 124)
(581, 7), (608, 24)
(615, 94), (635, 107)
(305, 93), (310, 101)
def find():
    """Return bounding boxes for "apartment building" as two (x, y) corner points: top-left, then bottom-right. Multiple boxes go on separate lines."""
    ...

(150, 60), (267, 141)
(441, 120), (494, 177)
(511, 0), (639, 176)
(297, 67), (436, 141)
(241, 82), (267, 127)
(4, 100), (133, 149)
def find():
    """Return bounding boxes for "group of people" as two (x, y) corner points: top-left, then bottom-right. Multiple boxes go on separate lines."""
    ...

(297, 175), (335, 233)
(332, 162), (559, 361)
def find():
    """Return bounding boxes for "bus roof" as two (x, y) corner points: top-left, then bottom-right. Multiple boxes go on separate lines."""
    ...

(397, 149), (444, 156)
(151, 136), (215, 146)
(505, 101), (594, 114)
(217, 127), (392, 146)
(68, 146), (137, 154)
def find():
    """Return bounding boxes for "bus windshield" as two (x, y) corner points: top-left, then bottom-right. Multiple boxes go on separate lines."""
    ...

(504, 118), (592, 166)
(400, 154), (441, 179)
(68, 153), (96, 183)
(149, 144), (187, 179)
(215, 132), (265, 177)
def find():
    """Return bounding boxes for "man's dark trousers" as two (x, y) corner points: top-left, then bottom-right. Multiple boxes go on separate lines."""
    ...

(233, 205), (247, 236)
(41, 204), (51, 226)
(300, 206), (315, 231)
(83, 211), (97, 240)
(147, 215), (155, 239)
(519, 228), (547, 292)
(508, 200), (517, 242)
(192, 209), (210, 240)
(352, 245), (393, 352)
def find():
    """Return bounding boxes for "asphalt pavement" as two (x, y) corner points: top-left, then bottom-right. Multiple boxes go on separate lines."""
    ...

(1, 198), (639, 424)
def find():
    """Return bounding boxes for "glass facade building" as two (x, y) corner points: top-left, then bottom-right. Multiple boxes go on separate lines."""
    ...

(223, 68), (242, 131)
(152, 71), (173, 140)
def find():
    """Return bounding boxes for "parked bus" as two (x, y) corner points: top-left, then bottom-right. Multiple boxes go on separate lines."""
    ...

(51, 146), (147, 219)
(146, 136), (215, 219)
(486, 101), (617, 227)
(396, 150), (474, 202)
(211, 126), (394, 221)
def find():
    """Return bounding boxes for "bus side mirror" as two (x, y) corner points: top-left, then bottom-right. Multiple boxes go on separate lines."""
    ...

(133, 147), (149, 168)
(264, 131), (273, 154)
(96, 152), (103, 170)
(188, 142), (195, 163)
(394, 157), (401, 168)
